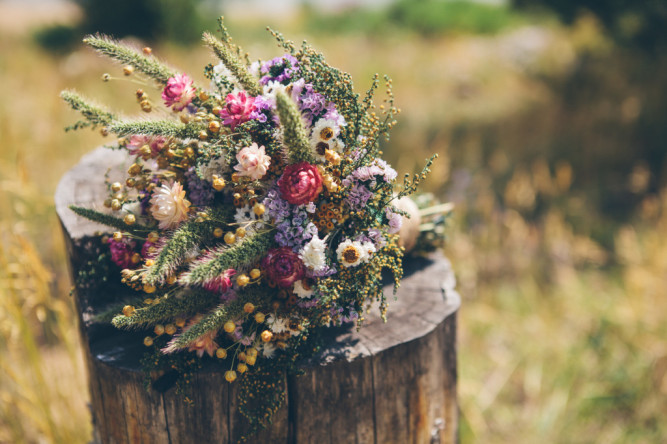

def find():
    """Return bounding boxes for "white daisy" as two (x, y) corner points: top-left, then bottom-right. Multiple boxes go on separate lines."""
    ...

(293, 280), (314, 299)
(311, 118), (340, 142)
(336, 239), (367, 268)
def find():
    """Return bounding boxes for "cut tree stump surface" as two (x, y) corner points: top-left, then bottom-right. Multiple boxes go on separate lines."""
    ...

(56, 147), (460, 444)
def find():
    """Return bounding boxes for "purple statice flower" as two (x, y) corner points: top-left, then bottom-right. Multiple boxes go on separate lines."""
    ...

(185, 167), (215, 207)
(248, 95), (274, 124)
(259, 54), (300, 85)
(346, 183), (373, 210)
(297, 298), (320, 309)
(343, 158), (398, 188)
(264, 188), (318, 250)
(322, 102), (346, 128)
(307, 264), (337, 278)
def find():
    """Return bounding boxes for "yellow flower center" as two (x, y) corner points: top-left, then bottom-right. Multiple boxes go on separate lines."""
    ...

(320, 127), (335, 140)
(342, 246), (360, 264)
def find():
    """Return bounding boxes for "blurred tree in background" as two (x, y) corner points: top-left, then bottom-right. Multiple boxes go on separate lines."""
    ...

(35, 0), (213, 52)
(512, 0), (667, 51)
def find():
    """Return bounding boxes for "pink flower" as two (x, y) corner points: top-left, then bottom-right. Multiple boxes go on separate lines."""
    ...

(125, 135), (168, 158)
(187, 332), (219, 358)
(219, 91), (256, 129)
(203, 269), (236, 294)
(261, 247), (305, 288)
(149, 181), (191, 229)
(234, 143), (271, 180)
(162, 74), (196, 111)
(277, 162), (323, 205)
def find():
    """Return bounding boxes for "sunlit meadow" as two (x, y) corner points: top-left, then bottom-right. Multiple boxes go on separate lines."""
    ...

(0, 4), (665, 443)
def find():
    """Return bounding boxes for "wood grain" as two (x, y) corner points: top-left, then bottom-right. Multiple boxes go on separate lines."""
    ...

(56, 147), (460, 444)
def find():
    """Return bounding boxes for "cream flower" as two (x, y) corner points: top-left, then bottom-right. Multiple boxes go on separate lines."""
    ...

(293, 280), (314, 299)
(266, 314), (288, 334)
(299, 234), (327, 271)
(261, 342), (276, 359)
(336, 239), (372, 268)
(234, 143), (271, 180)
(149, 181), (191, 229)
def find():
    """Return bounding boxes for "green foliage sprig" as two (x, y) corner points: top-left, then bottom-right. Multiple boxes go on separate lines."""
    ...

(202, 32), (261, 96)
(83, 35), (179, 84)
(70, 205), (152, 232)
(109, 120), (201, 139)
(60, 90), (117, 131)
(275, 92), (314, 163)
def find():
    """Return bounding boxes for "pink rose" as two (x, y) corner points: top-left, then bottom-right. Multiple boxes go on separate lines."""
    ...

(162, 74), (196, 111)
(261, 248), (305, 288)
(203, 268), (236, 293)
(234, 143), (271, 180)
(219, 91), (256, 129)
(277, 162), (323, 205)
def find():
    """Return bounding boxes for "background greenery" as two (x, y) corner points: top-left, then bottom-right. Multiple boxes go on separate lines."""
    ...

(1, 0), (665, 442)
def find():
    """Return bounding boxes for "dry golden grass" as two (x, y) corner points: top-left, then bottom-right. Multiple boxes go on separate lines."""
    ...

(0, 11), (665, 444)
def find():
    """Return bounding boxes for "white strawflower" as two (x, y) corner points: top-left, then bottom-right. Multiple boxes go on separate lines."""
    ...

(149, 181), (191, 229)
(293, 280), (314, 299)
(234, 143), (271, 180)
(267, 314), (288, 334)
(362, 242), (376, 261)
(336, 239), (367, 268)
(200, 156), (229, 182)
(261, 342), (276, 359)
(300, 234), (327, 271)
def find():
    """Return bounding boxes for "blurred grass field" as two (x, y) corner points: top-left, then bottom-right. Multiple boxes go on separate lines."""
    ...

(1, 2), (666, 443)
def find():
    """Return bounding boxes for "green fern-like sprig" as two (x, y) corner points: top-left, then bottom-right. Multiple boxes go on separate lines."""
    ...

(180, 230), (274, 287)
(202, 32), (261, 96)
(143, 208), (234, 285)
(60, 90), (117, 131)
(109, 120), (201, 139)
(164, 286), (270, 352)
(83, 35), (179, 84)
(69, 205), (152, 232)
(111, 289), (221, 329)
(276, 92), (314, 164)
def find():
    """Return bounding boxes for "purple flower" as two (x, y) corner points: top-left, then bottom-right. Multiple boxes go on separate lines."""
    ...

(260, 55), (300, 85)
(346, 183), (373, 210)
(386, 207), (403, 234)
(108, 238), (137, 269)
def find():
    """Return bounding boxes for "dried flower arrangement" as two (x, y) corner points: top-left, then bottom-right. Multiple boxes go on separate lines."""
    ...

(61, 18), (446, 434)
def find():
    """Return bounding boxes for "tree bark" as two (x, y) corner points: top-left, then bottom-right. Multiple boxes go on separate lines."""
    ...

(55, 147), (460, 444)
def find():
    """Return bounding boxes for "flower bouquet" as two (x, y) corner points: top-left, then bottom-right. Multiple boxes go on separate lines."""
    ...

(62, 18), (445, 432)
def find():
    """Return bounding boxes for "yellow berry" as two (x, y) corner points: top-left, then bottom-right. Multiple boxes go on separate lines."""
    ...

(142, 46), (152, 55)
(154, 324), (165, 336)
(143, 284), (156, 294)
(122, 305), (135, 317)
(249, 268), (261, 279)
(224, 232), (236, 245)
(261, 330), (273, 342)
(113, 231), (123, 241)
(255, 312), (266, 324)
(124, 214), (136, 225)
(123, 65), (134, 76)
(111, 182), (122, 192)
(111, 199), (122, 211)
(128, 163), (142, 176)
(213, 227), (224, 238)
(143, 336), (153, 347)
(237, 274), (250, 287)
(253, 203), (265, 216)
(243, 302), (255, 313)
(131, 253), (142, 264)
(237, 363), (248, 374)
(224, 370), (237, 382)
(223, 321), (236, 333)
(216, 348), (227, 359)
(231, 172), (241, 182)
(198, 130), (208, 140)
(166, 275), (177, 285)
(147, 232), (159, 243)
(199, 91), (209, 102)
(208, 121), (221, 133)
(238, 352), (247, 362)
(245, 355), (256, 366)
(144, 259), (155, 267)
(235, 227), (246, 238)
(165, 324), (177, 335)
(175, 318), (186, 328)
(212, 176), (226, 191)
(247, 347), (258, 357)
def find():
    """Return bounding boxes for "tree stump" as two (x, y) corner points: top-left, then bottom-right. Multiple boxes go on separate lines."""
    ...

(55, 147), (460, 444)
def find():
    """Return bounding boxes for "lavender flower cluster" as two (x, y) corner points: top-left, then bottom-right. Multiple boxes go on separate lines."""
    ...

(185, 168), (215, 207)
(259, 55), (300, 85)
(264, 188), (318, 250)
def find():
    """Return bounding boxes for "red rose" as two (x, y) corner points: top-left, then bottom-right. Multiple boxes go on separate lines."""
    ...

(261, 248), (305, 288)
(277, 162), (323, 205)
